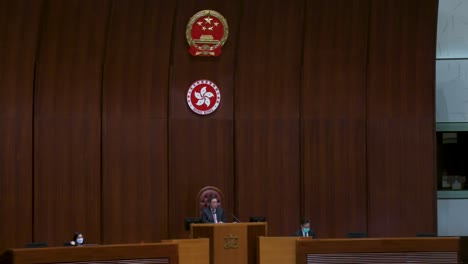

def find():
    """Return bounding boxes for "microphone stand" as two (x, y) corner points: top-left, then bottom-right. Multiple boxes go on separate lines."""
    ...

(227, 211), (241, 223)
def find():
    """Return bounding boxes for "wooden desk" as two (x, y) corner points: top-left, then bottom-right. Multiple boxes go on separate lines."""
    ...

(258, 236), (307, 264)
(296, 237), (460, 263)
(163, 238), (209, 264)
(0, 243), (178, 264)
(191, 222), (267, 264)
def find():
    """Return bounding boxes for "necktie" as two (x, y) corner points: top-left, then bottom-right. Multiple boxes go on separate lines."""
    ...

(212, 210), (218, 223)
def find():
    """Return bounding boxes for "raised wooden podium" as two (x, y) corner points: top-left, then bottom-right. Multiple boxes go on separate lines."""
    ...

(191, 222), (267, 264)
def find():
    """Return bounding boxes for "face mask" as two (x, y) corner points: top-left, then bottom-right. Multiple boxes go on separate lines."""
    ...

(76, 238), (84, 244)
(303, 227), (310, 233)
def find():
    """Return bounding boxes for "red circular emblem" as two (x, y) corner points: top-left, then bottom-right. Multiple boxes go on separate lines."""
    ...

(186, 80), (221, 115)
(186, 10), (228, 56)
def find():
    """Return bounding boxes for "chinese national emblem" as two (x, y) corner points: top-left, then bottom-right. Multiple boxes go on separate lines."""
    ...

(186, 80), (221, 115)
(186, 10), (229, 56)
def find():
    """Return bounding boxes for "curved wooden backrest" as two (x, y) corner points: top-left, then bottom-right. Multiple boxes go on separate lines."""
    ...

(197, 186), (224, 214)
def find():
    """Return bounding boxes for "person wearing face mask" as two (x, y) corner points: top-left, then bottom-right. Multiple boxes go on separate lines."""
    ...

(69, 232), (85, 246)
(291, 218), (316, 238)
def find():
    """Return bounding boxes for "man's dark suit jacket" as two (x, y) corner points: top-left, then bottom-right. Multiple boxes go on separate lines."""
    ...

(291, 229), (316, 238)
(201, 207), (226, 223)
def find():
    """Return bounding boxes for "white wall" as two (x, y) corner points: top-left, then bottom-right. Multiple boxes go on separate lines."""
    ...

(437, 199), (468, 236)
(436, 0), (468, 123)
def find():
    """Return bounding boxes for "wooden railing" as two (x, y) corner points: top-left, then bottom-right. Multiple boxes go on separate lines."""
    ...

(296, 237), (460, 264)
(0, 243), (178, 264)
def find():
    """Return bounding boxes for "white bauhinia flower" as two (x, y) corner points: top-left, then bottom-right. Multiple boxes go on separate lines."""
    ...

(195, 86), (214, 107)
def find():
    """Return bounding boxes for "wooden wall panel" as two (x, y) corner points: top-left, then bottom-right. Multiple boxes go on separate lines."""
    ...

(0, 0), (42, 251)
(169, 1), (239, 119)
(168, 0), (240, 239)
(102, 0), (175, 244)
(301, 0), (369, 238)
(169, 119), (234, 235)
(366, 0), (437, 236)
(367, 121), (435, 236)
(235, 0), (303, 235)
(302, 120), (367, 238)
(235, 0), (303, 119)
(236, 119), (300, 235)
(33, 0), (110, 246)
(0, 0), (441, 249)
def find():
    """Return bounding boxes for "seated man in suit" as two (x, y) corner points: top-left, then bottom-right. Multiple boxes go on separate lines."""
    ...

(292, 218), (316, 238)
(201, 196), (226, 223)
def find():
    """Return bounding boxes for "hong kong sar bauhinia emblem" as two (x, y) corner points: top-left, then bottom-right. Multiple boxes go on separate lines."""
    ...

(186, 80), (221, 115)
(186, 10), (229, 56)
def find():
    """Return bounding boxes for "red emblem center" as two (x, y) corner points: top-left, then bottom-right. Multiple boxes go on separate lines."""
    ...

(186, 10), (229, 56)
(186, 80), (221, 115)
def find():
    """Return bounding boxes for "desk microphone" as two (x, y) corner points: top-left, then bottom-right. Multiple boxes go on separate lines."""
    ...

(226, 211), (241, 223)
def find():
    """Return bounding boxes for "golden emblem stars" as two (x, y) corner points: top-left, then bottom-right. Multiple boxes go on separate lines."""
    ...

(186, 10), (229, 56)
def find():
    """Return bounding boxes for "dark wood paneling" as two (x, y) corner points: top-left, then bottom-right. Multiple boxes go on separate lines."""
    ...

(0, 0), (441, 247)
(366, 0), (437, 236)
(169, 119), (234, 238)
(235, 0), (303, 236)
(102, 0), (175, 244)
(303, 120), (367, 238)
(235, 0), (303, 118)
(301, 0), (369, 238)
(102, 119), (168, 243)
(0, 1), (42, 250)
(367, 120), (435, 236)
(367, 1), (436, 119)
(168, 0), (240, 239)
(33, 0), (110, 246)
(34, 118), (101, 244)
(236, 119), (300, 235)
(103, 0), (174, 119)
(302, 0), (369, 119)
(170, 0), (239, 119)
